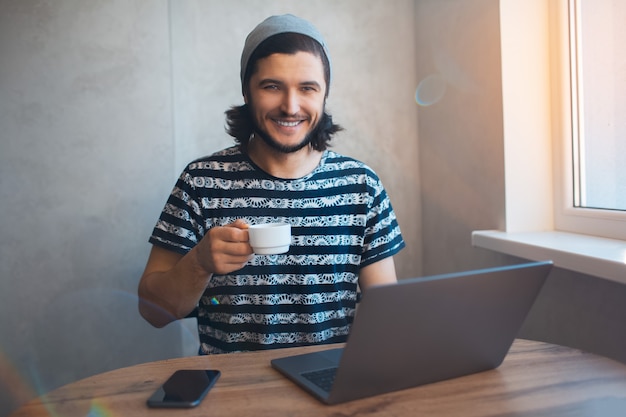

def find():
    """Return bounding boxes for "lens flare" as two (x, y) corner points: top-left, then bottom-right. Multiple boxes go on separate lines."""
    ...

(86, 399), (114, 417)
(0, 350), (37, 413)
(415, 74), (447, 106)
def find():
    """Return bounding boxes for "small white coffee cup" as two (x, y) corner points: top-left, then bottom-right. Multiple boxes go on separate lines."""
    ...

(248, 223), (291, 255)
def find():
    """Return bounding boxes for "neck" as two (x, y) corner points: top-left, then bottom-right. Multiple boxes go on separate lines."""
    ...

(246, 135), (323, 179)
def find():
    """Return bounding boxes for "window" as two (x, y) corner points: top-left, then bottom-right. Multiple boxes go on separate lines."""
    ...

(570, 0), (626, 211)
(554, 0), (626, 240)
(473, 0), (626, 283)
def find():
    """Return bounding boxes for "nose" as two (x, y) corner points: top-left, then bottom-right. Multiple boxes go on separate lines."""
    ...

(280, 89), (300, 116)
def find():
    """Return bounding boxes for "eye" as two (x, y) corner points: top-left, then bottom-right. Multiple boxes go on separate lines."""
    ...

(300, 83), (321, 93)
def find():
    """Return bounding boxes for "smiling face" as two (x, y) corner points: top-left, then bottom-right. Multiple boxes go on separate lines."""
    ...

(244, 51), (327, 154)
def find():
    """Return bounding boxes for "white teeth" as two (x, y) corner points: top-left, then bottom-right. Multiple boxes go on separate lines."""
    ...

(276, 120), (300, 127)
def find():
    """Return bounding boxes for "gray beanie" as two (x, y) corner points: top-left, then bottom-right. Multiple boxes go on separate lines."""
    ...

(240, 14), (332, 87)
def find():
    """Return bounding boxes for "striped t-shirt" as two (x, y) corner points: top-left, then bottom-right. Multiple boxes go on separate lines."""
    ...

(150, 146), (405, 354)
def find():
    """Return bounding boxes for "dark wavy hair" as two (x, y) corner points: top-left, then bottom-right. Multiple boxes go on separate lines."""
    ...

(225, 32), (342, 152)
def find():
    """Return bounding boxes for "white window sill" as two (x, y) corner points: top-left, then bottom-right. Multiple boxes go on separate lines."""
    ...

(472, 230), (626, 285)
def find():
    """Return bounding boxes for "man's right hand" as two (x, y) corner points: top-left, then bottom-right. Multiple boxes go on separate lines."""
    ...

(192, 219), (254, 275)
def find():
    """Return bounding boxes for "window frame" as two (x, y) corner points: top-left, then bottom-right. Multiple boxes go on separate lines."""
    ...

(552, 0), (626, 241)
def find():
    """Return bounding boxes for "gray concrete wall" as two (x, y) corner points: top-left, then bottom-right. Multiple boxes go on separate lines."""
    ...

(415, 0), (508, 275)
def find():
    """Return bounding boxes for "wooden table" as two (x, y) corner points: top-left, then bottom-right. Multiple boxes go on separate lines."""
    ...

(9, 339), (626, 417)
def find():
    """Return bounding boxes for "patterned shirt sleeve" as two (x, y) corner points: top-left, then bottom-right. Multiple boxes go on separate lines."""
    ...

(359, 168), (405, 267)
(149, 167), (204, 255)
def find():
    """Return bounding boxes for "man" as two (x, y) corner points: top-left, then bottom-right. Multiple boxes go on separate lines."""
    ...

(138, 14), (405, 354)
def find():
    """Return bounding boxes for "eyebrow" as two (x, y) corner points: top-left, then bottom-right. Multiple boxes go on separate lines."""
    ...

(258, 78), (322, 89)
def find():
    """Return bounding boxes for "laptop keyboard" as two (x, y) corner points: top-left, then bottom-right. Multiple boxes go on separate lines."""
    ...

(301, 367), (338, 392)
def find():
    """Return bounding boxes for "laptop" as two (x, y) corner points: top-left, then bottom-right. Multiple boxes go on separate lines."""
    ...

(271, 261), (552, 405)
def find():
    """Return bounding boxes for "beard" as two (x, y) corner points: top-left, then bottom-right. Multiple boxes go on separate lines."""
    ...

(248, 101), (325, 154)
(253, 124), (314, 154)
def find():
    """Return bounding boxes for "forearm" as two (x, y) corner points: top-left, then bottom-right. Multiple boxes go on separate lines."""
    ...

(138, 222), (253, 328)
(138, 247), (212, 328)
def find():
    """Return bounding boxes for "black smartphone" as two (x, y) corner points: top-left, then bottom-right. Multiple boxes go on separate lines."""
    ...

(146, 369), (221, 408)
